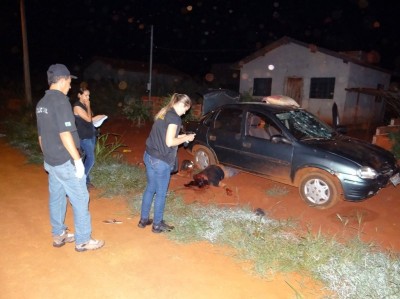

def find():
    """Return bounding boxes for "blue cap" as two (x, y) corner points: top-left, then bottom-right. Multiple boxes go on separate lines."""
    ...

(47, 64), (77, 82)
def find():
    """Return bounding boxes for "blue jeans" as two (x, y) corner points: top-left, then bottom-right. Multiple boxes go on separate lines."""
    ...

(140, 152), (173, 225)
(44, 160), (92, 245)
(80, 137), (96, 184)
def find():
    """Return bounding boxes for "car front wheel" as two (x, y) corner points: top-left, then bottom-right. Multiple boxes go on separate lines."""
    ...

(298, 170), (341, 209)
(193, 145), (216, 170)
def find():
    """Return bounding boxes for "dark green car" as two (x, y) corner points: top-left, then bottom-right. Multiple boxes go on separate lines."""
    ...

(184, 98), (399, 209)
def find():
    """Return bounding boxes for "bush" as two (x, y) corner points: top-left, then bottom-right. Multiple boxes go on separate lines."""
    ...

(122, 99), (151, 127)
(389, 131), (400, 159)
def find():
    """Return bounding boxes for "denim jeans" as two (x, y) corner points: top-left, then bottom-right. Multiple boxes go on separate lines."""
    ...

(140, 152), (173, 225)
(44, 160), (92, 245)
(80, 137), (96, 184)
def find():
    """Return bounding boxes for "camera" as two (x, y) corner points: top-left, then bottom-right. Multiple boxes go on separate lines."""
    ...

(184, 131), (195, 146)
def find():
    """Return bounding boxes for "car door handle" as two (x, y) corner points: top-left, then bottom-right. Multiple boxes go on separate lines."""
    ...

(243, 142), (251, 148)
(209, 135), (216, 141)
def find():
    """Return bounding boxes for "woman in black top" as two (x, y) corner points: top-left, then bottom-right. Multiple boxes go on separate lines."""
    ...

(73, 87), (105, 188)
(138, 93), (196, 233)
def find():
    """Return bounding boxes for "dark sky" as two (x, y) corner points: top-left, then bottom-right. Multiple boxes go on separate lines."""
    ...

(2, 0), (400, 82)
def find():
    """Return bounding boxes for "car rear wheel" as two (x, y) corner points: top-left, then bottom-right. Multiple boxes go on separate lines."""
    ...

(298, 170), (341, 209)
(193, 145), (216, 170)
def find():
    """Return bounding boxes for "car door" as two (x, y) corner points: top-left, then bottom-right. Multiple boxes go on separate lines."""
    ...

(207, 107), (245, 166)
(239, 111), (293, 184)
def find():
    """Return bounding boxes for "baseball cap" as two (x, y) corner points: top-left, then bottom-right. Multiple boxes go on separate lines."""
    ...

(47, 64), (77, 82)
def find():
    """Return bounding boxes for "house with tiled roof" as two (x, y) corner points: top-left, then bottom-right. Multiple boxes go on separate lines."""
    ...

(237, 36), (392, 131)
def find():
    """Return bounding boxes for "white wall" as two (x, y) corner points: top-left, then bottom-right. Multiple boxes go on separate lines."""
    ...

(239, 42), (390, 125)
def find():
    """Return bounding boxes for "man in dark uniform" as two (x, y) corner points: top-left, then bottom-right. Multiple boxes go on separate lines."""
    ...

(36, 64), (104, 252)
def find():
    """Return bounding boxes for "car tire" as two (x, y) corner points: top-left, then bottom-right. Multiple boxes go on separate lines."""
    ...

(298, 170), (341, 209)
(193, 145), (217, 170)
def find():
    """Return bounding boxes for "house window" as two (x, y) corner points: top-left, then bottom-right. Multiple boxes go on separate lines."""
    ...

(309, 78), (335, 99)
(253, 78), (272, 96)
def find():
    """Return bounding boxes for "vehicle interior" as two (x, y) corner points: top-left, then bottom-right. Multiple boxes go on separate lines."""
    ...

(247, 113), (280, 139)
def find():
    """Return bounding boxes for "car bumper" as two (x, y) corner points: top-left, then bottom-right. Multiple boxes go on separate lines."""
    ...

(340, 172), (397, 201)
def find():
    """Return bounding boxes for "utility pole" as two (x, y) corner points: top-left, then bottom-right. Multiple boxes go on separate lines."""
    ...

(20, 0), (32, 106)
(148, 25), (153, 102)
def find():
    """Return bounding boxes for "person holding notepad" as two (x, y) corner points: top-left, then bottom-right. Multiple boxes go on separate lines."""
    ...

(73, 87), (106, 189)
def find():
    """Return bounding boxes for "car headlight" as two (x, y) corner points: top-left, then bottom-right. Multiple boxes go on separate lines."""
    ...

(357, 166), (378, 179)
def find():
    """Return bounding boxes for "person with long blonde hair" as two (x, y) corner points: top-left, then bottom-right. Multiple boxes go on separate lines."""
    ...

(138, 93), (196, 233)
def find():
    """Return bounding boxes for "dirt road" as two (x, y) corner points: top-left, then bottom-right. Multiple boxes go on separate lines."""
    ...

(0, 138), (326, 298)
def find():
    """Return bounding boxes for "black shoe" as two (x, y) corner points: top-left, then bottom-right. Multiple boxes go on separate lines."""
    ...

(138, 218), (153, 228)
(152, 220), (175, 233)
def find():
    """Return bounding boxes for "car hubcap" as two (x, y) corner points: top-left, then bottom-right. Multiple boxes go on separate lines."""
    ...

(304, 178), (330, 205)
(195, 150), (209, 169)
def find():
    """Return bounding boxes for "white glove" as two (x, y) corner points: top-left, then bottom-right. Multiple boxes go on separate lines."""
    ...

(74, 158), (85, 179)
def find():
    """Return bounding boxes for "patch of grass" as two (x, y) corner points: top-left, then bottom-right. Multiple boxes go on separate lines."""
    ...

(127, 194), (400, 298)
(2, 117), (43, 164)
(95, 133), (127, 163)
(266, 185), (290, 197)
(91, 160), (146, 198)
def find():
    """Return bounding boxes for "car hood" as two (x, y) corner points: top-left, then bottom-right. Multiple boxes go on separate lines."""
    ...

(303, 135), (396, 169)
(198, 89), (240, 115)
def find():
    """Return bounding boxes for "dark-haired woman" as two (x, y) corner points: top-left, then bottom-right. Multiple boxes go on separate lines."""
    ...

(73, 88), (105, 189)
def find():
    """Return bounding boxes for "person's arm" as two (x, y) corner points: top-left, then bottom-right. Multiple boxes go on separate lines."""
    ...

(38, 136), (43, 152)
(165, 124), (195, 147)
(73, 103), (92, 122)
(60, 131), (85, 178)
(59, 131), (81, 160)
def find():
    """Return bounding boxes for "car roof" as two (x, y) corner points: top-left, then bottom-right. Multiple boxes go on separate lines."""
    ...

(221, 102), (303, 114)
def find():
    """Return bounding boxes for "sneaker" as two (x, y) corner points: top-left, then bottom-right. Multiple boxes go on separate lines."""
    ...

(138, 218), (153, 228)
(152, 220), (175, 233)
(53, 230), (75, 248)
(75, 239), (105, 252)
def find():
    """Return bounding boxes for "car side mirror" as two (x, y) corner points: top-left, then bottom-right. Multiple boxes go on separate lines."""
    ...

(271, 135), (291, 144)
(335, 125), (347, 134)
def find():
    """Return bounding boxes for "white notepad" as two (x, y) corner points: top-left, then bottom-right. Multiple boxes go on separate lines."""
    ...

(93, 115), (108, 128)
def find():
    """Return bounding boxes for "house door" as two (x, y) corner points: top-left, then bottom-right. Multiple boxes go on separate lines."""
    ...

(285, 77), (303, 106)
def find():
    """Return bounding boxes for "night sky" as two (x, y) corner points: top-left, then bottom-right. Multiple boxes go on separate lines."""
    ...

(2, 0), (400, 83)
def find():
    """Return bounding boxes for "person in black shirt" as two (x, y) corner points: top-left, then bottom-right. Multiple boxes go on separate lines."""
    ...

(73, 87), (105, 189)
(36, 64), (104, 252)
(138, 93), (196, 233)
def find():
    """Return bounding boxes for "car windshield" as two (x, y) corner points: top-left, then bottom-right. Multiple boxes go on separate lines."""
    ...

(275, 110), (334, 140)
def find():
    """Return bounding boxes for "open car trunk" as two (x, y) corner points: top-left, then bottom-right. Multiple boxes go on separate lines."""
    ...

(197, 89), (240, 115)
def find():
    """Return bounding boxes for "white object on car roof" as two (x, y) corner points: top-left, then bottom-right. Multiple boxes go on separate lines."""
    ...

(262, 95), (300, 107)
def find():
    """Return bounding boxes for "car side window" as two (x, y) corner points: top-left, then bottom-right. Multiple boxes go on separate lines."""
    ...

(246, 112), (281, 139)
(214, 108), (242, 133)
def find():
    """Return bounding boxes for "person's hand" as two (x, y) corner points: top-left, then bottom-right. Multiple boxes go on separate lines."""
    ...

(74, 158), (85, 178)
(186, 133), (196, 142)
